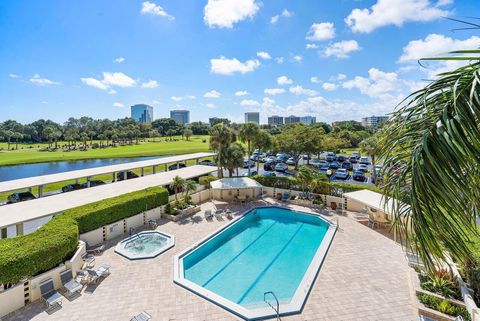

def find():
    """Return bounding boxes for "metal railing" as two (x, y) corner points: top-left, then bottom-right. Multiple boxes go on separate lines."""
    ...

(264, 291), (280, 321)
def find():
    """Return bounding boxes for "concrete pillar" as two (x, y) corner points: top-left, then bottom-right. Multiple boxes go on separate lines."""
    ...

(112, 172), (116, 182)
(75, 179), (79, 184)
(38, 185), (44, 198)
(165, 164), (168, 172)
(152, 166), (156, 174)
(196, 158), (199, 165)
(176, 161), (179, 168)
(0, 228), (7, 239)
(87, 177), (91, 188)
(123, 172), (127, 180)
(141, 168), (144, 177)
(16, 223), (23, 236)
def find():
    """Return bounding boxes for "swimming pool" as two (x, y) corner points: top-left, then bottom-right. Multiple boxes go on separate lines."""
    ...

(115, 231), (174, 260)
(174, 207), (336, 320)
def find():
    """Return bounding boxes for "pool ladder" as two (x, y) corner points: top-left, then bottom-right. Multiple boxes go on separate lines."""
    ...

(264, 291), (280, 321)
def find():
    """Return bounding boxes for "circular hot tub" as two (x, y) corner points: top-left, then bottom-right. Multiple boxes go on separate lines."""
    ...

(115, 231), (174, 260)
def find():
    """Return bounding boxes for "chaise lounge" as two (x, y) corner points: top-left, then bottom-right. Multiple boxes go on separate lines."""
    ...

(86, 264), (111, 284)
(60, 269), (83, 298)
(130, 311), (152, 321)
(39, 278), (63, 312)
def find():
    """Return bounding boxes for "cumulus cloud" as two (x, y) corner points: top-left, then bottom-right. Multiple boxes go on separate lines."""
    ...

(141, 80), (159, 88)
(323, 40), (361, 58)
(306, 43), (319, 49)
(330, 73), (347, 81)
(171, 95), (195, 102)
(141, 1), (174, 20)
(114, 57), (125, 63)
(277, 76), (293, 85)
(81, 77), (109, 91)
(235, 90), (249, 96)
(289, 85), (318, 97)
(270, 9), (292, 24)
(206, 103), (216, 109)
(345, 0), (451, 33)
(204, 90), (221, 98)
(113, 102), (125, 108)
(310, 76), (321, 84)
(256, 51), (271, 60)
(81, 72), (136, 92)
(306, 22), (335, 41)
(292, 55), (302, 63)
(322, 82), (337, 91)
(342, 68), (407, 99)
(240, 99), (260, 106)
(264, 88), (285, 95)
(204, 0), (259, 28)
(210, 56), (261, 75)
(29, 74), (60, 86)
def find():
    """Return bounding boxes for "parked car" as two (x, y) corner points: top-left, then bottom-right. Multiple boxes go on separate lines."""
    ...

(198, 160), (215, 166)
(62, 183), (83, 193)
(117, 171), (139, 181)
(81, 180), (106, 188)
(302, 154), (311, 160)
(349, 156), (358, 163)
(275, 162), (288, 172)
(351, 152), (360, 159)
(326, 155), (336, 162)
(243, 170), (258, 177)
(276, 154), (289, 162)
(359, 156), (370, 165)
(335, 168), (349, 180)
(263, 172), (276, 177)
(319, 165), (329, 175)
(329, 161), (340, 169)
(353, 171), (366, 182)
(337, 155), (346, 162)
(286, 157), (296, 165)
(168, 163), (187, 171)
(243, 160), (255, 168)
(358, 164), (369, 172)
(7, 191), (36, 203)
(342, 161), (353, 170)
(263, 160), (276, 171)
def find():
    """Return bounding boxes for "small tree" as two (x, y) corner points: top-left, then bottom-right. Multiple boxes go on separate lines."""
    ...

(184, 128), (193, 141)
(182, 179), (197, 202)
(169, 175), (185, 202)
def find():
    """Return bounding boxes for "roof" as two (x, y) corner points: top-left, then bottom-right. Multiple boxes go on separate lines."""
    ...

(0, 152), (215, 193)
(343, 189), (409, 216)
(0, 165), (215, 230)
(210, 177), (263, 190)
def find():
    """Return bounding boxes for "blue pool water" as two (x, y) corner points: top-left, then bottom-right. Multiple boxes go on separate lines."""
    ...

(183, 207), (329, 308)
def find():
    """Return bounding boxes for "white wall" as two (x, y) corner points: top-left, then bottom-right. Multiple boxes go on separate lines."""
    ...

(0, 283), (25, 318)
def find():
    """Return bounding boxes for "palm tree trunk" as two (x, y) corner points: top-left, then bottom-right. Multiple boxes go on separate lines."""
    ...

(217, 148), (223, 178)
(371, 155), (376, 184)
(247, 142), (251, 176)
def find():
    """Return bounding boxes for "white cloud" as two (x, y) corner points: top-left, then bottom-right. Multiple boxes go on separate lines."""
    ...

(275, 57), (284, 64)
(81, 77), (109, 91)
(141, 1), (174, 20)
(204, 90), (221, 98)
(270, 9), (292, 24)
(310, 76), (321, 84)
(171, 95), (195, 102)
(29, 74), (60, 86)
(204, 0), (259, 28)
(277, 75), (293, 85)
(114, 57), (125, 63)
(108, 89), (117, 95)
(331, 73), (347, 81)
(235, 90), (249, 96)
(210, 56), (261, 75)
(292, 55), (302, 63)
(81, 72), (136, 92)
(262, 97), (275, 108)
(256, 51), (271, 60)
(306, 22), (335, 41)
(323, 40), (361, 58)
(264, 88), (285, 95)
(141, 80), (158, 89)
(9, 73), (19, 78)
(289, 85), (318, 97)
(322, 82), (337, 91)
(306, 43), (319, 49)
(206, 103), (216, 109)
(345, 0), (451, 33)
(240, 99), (260, 106)
(342, 68), (403, 99)
(113, 102), (125, 108)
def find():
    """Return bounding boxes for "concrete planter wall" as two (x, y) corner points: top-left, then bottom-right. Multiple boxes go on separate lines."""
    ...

(162, 205), (201, 222)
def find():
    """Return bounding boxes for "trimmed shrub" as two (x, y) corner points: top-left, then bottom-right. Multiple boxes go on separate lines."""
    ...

(417, 293), (470, 321)
(0, 186), (168, 284)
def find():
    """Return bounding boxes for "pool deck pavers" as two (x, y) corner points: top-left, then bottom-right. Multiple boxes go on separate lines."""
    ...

(4, 199), (418, 321)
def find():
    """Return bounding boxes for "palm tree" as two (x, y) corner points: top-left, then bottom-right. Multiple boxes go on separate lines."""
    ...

(221, 142), (245, 177)
(359, 136), (379, 184)
(253, 130), (273, 174)
(296, 165), (314, 194)
(239, 122), (259, 176)
(379, 32), (480, 268)
(169, 175), (185, 202)
(209, 123), (235, 178)
(182, 179), (197, 199)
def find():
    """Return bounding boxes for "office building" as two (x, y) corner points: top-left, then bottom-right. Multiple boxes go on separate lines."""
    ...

(268, 115), (284, 126)
(244, 112), (260, 124)
(131, 104), (153, 123)
(361, 115), (389, 127)
(170, 110), (190, 125)
(300, 116), (316, 125)
(284, 115), (300, 125)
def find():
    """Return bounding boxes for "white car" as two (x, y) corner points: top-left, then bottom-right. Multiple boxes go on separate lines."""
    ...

(286, 157), (296, 165)
(275, 163), (288, 172)
(335, 168), (349, 180)
(359, 156), (370, 165)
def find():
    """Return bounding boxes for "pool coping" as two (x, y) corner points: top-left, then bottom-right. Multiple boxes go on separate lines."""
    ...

(114, 230), (175, 260)
(173, 205), (337, 320)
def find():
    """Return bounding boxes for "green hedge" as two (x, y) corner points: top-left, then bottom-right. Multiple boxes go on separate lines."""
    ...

(0, 187), (168, 284)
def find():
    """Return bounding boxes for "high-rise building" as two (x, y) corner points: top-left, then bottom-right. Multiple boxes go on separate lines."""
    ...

(361, 115), (389, 127)
(244, 112), (260, 124)
(300, 116), (316, 125)
(267, 115), (284, 126)
(284, 115), (300, 124)
(170, 110), (190, 125)
(131, 104), (153, 123)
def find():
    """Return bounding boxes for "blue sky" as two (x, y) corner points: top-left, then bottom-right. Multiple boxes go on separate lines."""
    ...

(0, 0), (478, 124)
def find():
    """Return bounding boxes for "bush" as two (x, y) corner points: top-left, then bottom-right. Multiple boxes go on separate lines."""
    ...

(0, 187), (168, 284)
(417, 293), (470, 321)
(418, 269), (461, 300)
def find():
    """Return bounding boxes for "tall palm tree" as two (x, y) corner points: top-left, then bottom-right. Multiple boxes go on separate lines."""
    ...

(359, 136), (379, 184)
(220, 142), (245, 177)
(239, 122), (259, 176)
(380, 36), (480, 268)
(209, 123), (235, 178)
(169, 175), (185, 202)
(253, 130), (273, 173)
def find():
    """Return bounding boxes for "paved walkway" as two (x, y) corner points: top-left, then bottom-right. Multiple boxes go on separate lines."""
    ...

(5, 200), (418, 321)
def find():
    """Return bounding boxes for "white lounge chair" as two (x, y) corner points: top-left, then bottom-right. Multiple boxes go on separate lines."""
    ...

(214, 208), (224, 219)
(131, 311), (152, 321)
(39, 278), (63, 312)
(60, 269), (82, 298)
(225, 208), (233, 219)
(204, 209), (213, 220)
(86, 242), (106, 254)
(86, 264), (111, 284)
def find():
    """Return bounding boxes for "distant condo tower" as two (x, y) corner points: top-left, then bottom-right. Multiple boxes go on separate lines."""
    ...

(244, 112), (260, 124)
(300, 116), (316, 125)
(284, 115), (300, 124)
(361, 115), (389, 127)
(170, 110), (190, 125)
(131, 104), (153, 123)
(268, 115), (284, 126)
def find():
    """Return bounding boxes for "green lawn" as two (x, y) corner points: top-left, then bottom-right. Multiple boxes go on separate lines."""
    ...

(0, 135), (210, 166)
